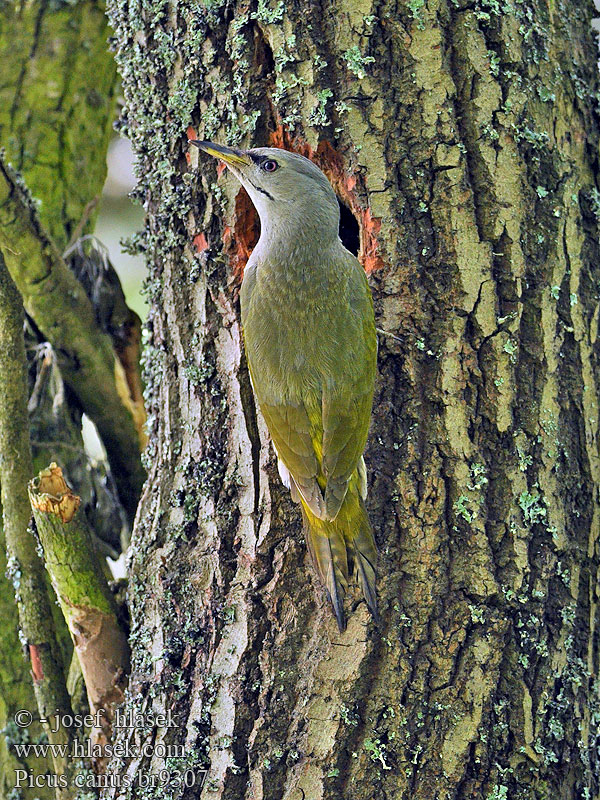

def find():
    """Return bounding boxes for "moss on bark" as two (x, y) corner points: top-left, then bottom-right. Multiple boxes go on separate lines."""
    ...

(0, 3), (125, 794)
(29, 463), (130, 763)
(0, 0), (118, 249)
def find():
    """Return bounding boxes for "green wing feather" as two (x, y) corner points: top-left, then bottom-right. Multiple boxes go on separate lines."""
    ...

(259, 399), (326, 518)
(322, 265), (377, 517)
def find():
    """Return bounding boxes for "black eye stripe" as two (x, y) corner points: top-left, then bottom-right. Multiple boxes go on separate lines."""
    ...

(249, 153), (279, 171)
(249, 153), (268, 165)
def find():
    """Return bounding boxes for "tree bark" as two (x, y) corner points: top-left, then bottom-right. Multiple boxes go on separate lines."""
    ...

(106, 0), (600, 798)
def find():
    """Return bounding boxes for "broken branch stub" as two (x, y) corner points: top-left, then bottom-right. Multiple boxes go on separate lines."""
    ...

(29, 463), (130, 761)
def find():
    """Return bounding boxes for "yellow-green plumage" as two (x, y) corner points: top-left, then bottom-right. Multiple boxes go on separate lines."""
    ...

(192, 140), (378, 631)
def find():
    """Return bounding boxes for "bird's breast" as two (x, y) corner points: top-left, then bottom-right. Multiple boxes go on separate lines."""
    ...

(241, 256), (350, 402)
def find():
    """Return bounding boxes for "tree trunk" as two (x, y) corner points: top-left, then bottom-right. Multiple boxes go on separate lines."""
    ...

(106, 0), (600, 798)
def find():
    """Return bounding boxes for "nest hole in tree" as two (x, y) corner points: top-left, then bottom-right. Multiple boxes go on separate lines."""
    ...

(338, 198), (360, 256)
(229, 189), (361, 278)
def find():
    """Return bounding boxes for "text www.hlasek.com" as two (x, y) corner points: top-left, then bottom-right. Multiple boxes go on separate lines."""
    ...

(13, 739), (187, 760)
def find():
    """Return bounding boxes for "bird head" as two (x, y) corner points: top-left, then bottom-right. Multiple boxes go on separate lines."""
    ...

(190, 141), (341, 244)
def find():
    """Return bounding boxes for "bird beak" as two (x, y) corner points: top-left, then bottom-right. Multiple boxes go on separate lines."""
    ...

(189, 140), (250, 167)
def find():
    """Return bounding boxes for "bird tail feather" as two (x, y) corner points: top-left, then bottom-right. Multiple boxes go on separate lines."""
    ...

(347, 497), (379, 623)
(300, 483), (378, 631)
(302, 506), (349, 630)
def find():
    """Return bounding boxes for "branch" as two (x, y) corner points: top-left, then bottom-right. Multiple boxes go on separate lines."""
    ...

(0, 156), (145, 524)
(0, 253), (76, 795)
(64, 236), (147, 451)
(29, 463), (130, 767)
(27, 338), (128, 559)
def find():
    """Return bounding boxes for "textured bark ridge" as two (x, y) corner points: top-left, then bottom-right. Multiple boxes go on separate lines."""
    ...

(107, 0), (600, 798)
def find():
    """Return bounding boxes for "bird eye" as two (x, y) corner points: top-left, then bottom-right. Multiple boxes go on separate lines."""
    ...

(261, 159), (279, 173)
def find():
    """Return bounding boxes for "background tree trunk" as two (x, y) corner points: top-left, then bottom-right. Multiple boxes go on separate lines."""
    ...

(0, 2), (118, 796)
(105, 0), (600, 798)
(0, 0), (118, 248)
